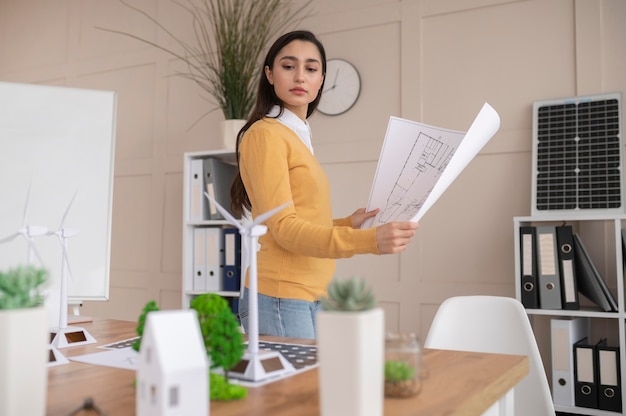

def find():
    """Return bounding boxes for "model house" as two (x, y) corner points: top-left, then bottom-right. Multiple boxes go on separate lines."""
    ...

(136, 309), (209, 416)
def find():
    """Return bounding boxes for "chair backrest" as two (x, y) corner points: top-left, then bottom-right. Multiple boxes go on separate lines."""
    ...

(424, 296), (555, 416)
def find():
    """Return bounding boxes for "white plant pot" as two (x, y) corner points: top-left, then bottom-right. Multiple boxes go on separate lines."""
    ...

(317, 307), (384, 416)
(0, 306), (48, 416)
(221, 119), (246, 150)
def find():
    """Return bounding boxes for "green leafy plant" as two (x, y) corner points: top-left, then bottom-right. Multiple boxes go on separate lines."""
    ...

(132, 300), (160, 352)
(99, 0), (313, 120)
(320, 277), (377, 312)
(385, 360), (415, 383)
(134, 295), (247, 400)
(0, 266), (48, 310)
(190, 293), (245, 374)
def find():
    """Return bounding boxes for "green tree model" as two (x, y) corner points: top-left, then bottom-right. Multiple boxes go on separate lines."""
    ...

(134, 294), (247, 400)
(132, 300), (160, 352)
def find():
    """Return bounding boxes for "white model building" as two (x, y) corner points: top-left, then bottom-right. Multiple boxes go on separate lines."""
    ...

(136, 309), (209, 416)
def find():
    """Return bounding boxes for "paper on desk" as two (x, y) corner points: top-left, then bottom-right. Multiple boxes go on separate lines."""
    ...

(69, 346), (138, 370)
(363, 103), (500, 228)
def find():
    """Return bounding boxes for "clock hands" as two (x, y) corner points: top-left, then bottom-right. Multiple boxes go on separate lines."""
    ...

(323, 68), (341, 93)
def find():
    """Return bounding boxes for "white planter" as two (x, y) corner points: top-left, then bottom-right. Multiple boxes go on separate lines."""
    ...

(0, 306), (48, 416)
(317, 307), (384, 416)
(221, 119), (246, 150)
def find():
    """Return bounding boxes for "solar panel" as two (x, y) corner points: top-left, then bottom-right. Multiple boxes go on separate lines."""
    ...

(531, 92), (623, 216)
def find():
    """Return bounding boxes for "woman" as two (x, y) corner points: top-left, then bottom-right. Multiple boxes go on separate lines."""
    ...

(230, 30), (418, 339)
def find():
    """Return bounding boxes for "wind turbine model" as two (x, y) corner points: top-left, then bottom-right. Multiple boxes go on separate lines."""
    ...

(48, 192), (96, 349)
(204, 192), (295, 382)
(0, 183), (47, 266)
(0, 184), (68, 364)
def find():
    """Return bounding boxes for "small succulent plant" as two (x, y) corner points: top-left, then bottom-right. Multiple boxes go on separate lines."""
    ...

(0, 266), (48, 310)
(321, 277), (377, 311)
(385, 360), (415, 383)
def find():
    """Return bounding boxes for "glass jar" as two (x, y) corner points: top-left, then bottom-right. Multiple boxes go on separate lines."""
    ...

(384, 332), (422, 398)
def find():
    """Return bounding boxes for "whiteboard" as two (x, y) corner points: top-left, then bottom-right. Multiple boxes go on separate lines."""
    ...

(0, 82), (116, 303)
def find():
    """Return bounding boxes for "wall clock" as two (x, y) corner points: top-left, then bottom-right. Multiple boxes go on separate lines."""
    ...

(318, 58), (361, 116)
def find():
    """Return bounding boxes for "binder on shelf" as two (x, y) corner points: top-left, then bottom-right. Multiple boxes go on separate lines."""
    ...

(205, 228), (223, 292)
(556, 225), (580, 310)
(535, 226), (562, 309)
(189, 159), (208, 221)
(229, 297), (240, 322)
(573, 233), (618, 312)
(574, 337), (600, 409)
(193, 228), (207, 291)
(203, 157), (238, 220)
(519, 226), (539, 309)
(551, 317), (589, 406)
(222, 228), (241, 292)
(621, 228), (626, 266)
(597, 341), (622, 412)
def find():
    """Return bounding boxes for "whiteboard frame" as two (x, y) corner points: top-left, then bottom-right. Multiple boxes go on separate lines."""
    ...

(0, 82), (117, 303)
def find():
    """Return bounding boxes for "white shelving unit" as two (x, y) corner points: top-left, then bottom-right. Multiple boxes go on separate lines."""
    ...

(514, 214), (626, 415)
(182, 150), (240, 308)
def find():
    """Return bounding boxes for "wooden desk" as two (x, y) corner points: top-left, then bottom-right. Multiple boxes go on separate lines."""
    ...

(47, 319), (528, 416)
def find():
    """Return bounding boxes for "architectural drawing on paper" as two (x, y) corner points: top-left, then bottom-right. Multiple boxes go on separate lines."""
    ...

(379, 132), (455, 223)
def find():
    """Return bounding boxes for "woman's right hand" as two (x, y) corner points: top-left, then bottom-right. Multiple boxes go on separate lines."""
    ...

(375, 221), (419, 254)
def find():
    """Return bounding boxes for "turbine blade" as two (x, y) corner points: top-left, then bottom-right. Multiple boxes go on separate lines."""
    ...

(204, 192), (243, 230)
(22, 181), (33, 227)
(253, 201), (293, 226)
(0, 232), (19, 244)
(60, 190), (78, 228)
(25, 236), (45, 267)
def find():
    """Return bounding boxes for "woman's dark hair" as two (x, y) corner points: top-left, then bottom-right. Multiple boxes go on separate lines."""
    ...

(230, 30), (327, 218)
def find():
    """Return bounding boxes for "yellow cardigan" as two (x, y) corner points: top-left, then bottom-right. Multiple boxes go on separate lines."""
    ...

(239, 118), (379, 302)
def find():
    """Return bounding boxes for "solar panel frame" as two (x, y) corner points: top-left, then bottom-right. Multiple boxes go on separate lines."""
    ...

(531, 92), (623, 217)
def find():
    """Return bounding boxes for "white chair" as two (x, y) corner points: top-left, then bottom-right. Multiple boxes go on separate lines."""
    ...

(424, 295), (555, 416)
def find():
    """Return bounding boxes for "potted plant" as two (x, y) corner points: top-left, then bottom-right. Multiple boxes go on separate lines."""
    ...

(0, 266), (49, 416)
(384, 334), (422, 398)
(317, 277), (384, 416)
(101, 0), (313, 149)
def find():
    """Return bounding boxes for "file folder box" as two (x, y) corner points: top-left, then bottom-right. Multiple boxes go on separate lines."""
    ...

(597, 342), (622, 412)
(574, 337), (601, 409)
(519, 226), (539, 309)
(573, 233), (618, 312)
(556, 225), (580, 310)
(551, 317), (589, 406)
(536, 226), (562, 309)
(189, 159), (208, 221)
(193, 228), (207, 291)
(203, 157), (238, 220)
(205, 228), (223, 291)
(222, 228), (241, 291)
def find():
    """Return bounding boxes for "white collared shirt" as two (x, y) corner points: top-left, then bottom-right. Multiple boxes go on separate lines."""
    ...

(267, 105), (314, 154)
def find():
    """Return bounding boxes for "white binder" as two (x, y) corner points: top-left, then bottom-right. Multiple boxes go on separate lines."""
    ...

(551, 317), (589, 406)
(205, 228), (222, 291)
(193, 228), (207, 291)
(189, 159), (207, 221)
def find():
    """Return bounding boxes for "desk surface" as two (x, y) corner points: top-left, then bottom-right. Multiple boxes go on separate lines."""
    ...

(47, 319), (528, 416)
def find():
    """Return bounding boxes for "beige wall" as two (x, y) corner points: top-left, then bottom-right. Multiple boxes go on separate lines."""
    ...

(1, 0), (625, 343)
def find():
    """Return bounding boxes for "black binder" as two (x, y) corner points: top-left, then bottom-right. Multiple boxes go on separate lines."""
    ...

(203, 157), (238, 220)
(556, 225), (580, 310)
(573, 233), (618, 312)
(574, 337), (599, 409)
(597, 341), (622, 412)
(221, 228), (241, 292)
(519, 226), (539, 309)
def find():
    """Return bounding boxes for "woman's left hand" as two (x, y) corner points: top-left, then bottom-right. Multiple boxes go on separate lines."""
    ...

(350, 208), (380, 229)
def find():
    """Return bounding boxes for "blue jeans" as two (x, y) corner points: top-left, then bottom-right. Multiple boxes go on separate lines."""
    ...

(238, 287), (322, 339)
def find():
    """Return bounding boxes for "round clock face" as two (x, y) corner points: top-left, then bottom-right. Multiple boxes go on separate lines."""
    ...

(318, 59), (361, 116)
